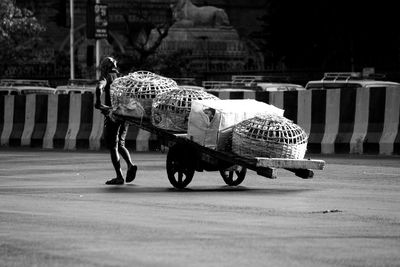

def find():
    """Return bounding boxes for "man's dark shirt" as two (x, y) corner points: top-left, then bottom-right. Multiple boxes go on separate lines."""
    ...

(98, 72), (118, 107)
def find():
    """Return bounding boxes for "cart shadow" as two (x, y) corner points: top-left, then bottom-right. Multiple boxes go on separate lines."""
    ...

(102, 185), (314, 195)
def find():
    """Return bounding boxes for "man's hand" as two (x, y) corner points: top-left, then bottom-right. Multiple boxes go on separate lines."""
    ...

(95, 103), (111, 110)
(95, 103), (112, 116)
(101, 109), (111, 116)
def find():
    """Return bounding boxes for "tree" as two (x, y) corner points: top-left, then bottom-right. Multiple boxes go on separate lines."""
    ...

(0, 0), (45, 63)
(120, 1), (176, 70)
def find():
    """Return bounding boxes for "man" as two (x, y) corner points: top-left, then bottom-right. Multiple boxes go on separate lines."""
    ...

(95, 57), (137, 185)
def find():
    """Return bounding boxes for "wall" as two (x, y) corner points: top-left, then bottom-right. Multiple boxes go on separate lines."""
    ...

(1, 88), (399, 155)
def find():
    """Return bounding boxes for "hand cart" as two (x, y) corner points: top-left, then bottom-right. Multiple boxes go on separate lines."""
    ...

(120, 116), (325, 189)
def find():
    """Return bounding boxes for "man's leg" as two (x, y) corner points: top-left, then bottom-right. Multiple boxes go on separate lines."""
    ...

(104, 118), (124, 185)
(118, 122), (137, 183)
(110, 146), (124, 179)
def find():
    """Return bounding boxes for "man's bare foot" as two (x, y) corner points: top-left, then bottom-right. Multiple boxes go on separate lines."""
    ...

(126, 165), (137, 183)
(105, 177), (124, 185)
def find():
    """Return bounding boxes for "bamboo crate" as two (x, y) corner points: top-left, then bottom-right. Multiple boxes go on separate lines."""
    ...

(232, 114), (308, 159)
(152, 87), (219, 132)
(110, 71), (179, 119)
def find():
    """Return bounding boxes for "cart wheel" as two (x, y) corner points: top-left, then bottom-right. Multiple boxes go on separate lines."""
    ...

(219, 165), (247, 186)
(166, 144), (195, 189)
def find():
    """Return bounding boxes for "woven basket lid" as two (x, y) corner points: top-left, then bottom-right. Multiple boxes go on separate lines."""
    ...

(129, 70), (158, 79)
(152, 87), (219, 114)
(233, 114), (308, 145)
(177, 85), (206, 91)
(128, 71), (178, 99)
(151, 87), (219, 131)
(110, 71), (178, 108)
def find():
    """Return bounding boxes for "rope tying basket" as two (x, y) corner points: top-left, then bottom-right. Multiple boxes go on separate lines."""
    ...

(152, 87), (219, 132)
(232, 114), (308, 159)
(110, 71), (179, 119)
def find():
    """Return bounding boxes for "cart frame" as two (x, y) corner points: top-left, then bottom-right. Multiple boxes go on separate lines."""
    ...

(119, 116), (325, 189)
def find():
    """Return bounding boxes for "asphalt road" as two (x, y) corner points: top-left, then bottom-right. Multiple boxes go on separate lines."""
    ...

(1, 150), (399, 267)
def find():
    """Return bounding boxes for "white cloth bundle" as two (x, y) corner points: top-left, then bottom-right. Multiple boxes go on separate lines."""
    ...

(188, 99), (284, 151)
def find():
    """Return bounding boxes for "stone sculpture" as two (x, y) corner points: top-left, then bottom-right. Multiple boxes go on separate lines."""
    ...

(171, 0), (230, 28)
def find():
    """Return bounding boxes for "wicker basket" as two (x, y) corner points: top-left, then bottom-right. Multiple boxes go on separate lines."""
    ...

(177, 85), (206, 91)
(151, 87), (219, 132)
(110, 71), (179, 119)
(232, 114), (308, 159)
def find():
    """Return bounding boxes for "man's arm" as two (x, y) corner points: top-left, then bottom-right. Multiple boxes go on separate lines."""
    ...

(95, 78), (110, 111)
(95, 78), (112, 117)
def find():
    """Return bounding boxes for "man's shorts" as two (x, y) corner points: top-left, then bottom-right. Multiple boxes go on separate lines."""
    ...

(103, 117), (129, 149)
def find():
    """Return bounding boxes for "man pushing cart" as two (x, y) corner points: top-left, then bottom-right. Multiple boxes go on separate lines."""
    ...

(96, 67), (325, 189)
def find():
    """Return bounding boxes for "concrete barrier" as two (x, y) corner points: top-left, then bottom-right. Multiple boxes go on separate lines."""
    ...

(334, 88), (357, 153)
(43, 95), (58, 149)
(380, 88), (400, 155)
(31, 95), (49, 148)
(296, 90), (312, 135)
(20, 94), (35, 146)
(364, 87), (386, 154)
(89, 102), (104, 150)
(308, 90), (326, 153)
(64, 94), (81, 150)
(210, 88), (400, 155)
(76, 94), (95, 150)
(1, 96), (13, 146)
(9, 95), (26, 147)
(350, 88), (370, 154)
(321, 89), (341, 154)
(0, 88), (399, 155)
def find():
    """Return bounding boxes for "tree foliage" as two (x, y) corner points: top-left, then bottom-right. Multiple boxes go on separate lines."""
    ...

(0, 0), (45, 62)
(119, 1), (176, 70)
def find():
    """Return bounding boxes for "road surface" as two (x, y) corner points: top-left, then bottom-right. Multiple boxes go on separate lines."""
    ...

(1, 150), (399, 266)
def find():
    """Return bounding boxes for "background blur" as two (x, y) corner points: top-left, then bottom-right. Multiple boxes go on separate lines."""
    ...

(1, 0), (400, 86)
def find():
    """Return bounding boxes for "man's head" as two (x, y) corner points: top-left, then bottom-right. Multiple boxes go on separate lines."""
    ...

(100, 57), (118, 75)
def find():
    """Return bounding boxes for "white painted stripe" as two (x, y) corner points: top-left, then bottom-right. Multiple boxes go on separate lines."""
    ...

(64, 94), (81, 150)
(0, 96), (14, 146)
(321, 89), (340, 154)
(297, 90), (312, 135)
(21, 94), (36, 146)
(243, 91), (255, 99)
(89, 106), (104, 150)
(350, 88), (370, 154)
(43, 95), (58, 149)
(269, 92), (284, 110)
(135, 129), (150, 152)
(379, 87), (400, 155)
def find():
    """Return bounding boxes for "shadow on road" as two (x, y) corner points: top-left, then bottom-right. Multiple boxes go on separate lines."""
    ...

(0, 184), (314, 196)
(101, 185), (314, 195)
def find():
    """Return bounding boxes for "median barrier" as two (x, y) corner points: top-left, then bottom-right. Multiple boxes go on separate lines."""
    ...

(0, 88), (399, 155)
(380, 88), (400, 155)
